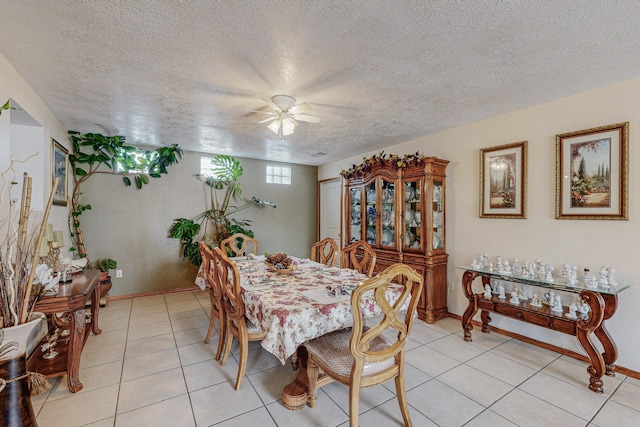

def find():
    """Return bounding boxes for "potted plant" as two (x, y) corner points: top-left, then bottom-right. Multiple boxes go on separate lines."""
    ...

(169, 155), (275, 266)
(96, 258), (117, 282)
(67, 131), (182, 265)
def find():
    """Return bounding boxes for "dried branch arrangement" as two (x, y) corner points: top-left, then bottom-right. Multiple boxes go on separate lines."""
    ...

(0, 157), (59, 328)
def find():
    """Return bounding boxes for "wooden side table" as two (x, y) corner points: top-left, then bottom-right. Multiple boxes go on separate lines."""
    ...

(27, 269), (101, 393)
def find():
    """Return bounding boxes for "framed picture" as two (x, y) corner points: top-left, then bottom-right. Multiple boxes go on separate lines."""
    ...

(480, 141), (527, 218)
(51, 138), (68, 206)
(556, 122), (628, 220)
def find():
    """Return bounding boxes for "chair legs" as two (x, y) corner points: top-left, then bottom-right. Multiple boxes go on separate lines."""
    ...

(204, 304), (226, 361)
(394, 365), (412, 427)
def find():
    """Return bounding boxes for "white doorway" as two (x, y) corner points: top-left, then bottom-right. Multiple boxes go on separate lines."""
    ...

(318, 177), (342, 265)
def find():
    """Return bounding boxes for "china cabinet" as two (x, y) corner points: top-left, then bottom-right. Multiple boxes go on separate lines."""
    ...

(344, 156), (449, 323)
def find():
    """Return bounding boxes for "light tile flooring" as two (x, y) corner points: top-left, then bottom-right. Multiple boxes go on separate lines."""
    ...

(33, 290), (640, 427)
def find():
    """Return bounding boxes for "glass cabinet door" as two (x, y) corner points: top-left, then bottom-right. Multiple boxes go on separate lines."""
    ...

(380, 178), (395, 248)
(432, 181), (444, 250)
(403, 179), (422, 250)
(349, 187), (362, 243)
(365, 181), (377, 245)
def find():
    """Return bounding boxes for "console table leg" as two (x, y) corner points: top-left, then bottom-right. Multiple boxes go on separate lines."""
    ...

(481, 310), (492, 333)
(577, 291), (606, 394)
(91, 282), (102, 335)
(66, 309), (85, 393)
(461, 271), (479, 342)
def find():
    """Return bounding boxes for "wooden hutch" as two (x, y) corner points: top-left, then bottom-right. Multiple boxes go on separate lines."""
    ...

(343, 154), (449, 323)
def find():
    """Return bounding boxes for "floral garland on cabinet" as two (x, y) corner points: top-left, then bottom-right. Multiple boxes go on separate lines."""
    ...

(340, 151), (425, 179)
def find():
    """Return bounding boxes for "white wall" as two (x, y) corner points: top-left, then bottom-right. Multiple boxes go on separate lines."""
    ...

(320, 77), (640, 373)
(0, 53), (71, 252)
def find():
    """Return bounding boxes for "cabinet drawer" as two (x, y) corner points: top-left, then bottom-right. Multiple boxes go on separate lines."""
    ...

(494, 304), (553, 328)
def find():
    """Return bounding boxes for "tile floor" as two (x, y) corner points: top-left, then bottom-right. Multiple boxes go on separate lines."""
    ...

(32, 290), (640, 427)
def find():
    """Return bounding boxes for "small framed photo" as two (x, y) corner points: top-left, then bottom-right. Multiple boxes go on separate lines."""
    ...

(51, 138), (68, 206)
(556, 122), (628, 220)
(480, 141), (527, 219)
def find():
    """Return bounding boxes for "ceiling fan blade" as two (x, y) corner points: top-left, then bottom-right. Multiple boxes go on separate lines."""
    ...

(293, 113), (320, 123)
(258, 116), (278, 124)
(246, 109), (276, 115)
(289, 103), (311, 114)
(263, 98), (279, 110)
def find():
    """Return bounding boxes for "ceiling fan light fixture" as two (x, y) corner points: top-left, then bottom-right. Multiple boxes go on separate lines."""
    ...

(281, 116), (297, 136)
(267, 119), (281, 134)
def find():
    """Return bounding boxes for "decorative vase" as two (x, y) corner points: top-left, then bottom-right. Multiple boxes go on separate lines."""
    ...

(0, 356), (38, 427)
(1, 313), (48, 360)
(1, 313), (48, 427)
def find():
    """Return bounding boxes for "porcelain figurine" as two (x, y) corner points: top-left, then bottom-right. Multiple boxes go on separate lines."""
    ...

(483, 284), (492, 299)
(607, 267), (617, 285)
(498, 284), (506, 299)
(561, 263), (571, 278)
(509, 289), (520, 305)
(585, 273), (598, 289)
(598, 266), (609, 288)
(503, 260), (511, 273)
(578, 300), (590, 315)
(518, 286), (528, 301)
(488, 262), (494, 272)
(544, 266), (554, 282)
(531, 293), (543, 307)
(551, 295), (563, 313)
(544, 291), (555, 305)
(566, 303), (578, 319)
(512, 258), (520, 271)
(496, 256), (504, 272)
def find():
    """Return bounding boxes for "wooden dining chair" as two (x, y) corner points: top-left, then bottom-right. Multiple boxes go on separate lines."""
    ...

(341, 240), (376, 276)
(199, 242), (226, 361)
(305, 263), (423, 426)
(220, 233), (259, 257)
(214, 247), (267, 390)
(311, 237), (339, 266)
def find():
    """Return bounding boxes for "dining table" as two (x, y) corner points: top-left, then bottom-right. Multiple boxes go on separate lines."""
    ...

(195, 253), (407, 409)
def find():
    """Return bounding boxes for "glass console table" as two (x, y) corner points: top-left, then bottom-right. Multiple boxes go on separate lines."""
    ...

(456, 266), (629, 394)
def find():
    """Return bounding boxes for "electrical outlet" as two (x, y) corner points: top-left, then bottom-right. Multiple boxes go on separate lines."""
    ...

(116, 269), (123, 278)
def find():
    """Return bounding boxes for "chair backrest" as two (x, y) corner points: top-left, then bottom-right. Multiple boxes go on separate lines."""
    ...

(350, 263), (423, 366)
(199, 242), (224, 301)
(213, 247), (246, 323)
(341, 240), (376, 276)
(311, 237), (338, 266)
(220, 233), (259, 257)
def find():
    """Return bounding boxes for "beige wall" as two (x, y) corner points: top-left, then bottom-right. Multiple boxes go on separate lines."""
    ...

(80, 150), (318, 296)
(320, 76), (640, 372)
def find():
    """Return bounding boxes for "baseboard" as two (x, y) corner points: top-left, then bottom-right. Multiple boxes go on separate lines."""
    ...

(107, 285), (201, 301)
(447, 312), (640, 380)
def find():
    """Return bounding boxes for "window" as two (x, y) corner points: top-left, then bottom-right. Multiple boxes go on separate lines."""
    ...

(200, 156), (217, 177)
(266, 164), (291, 185)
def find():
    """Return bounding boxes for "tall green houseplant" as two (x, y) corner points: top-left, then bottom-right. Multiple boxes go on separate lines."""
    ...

(68, 131), (183, 264)
(169, 155), (275, 265)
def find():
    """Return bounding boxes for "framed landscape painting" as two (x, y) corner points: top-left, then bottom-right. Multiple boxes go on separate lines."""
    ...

(51, 138), (68, 206)
(480, 141), (527, 219)
(555, 122), (628, 220)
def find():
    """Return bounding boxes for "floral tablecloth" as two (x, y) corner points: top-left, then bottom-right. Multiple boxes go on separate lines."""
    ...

(195, 255), (405, 364)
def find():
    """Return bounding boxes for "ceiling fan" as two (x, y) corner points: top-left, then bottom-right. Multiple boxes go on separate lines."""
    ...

(250, 95), (320, 137)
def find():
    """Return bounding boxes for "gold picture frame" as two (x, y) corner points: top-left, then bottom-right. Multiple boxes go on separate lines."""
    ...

(480, 141), (527, 219)
(555, 122), (628, 220)
(51, 138), (68, 206)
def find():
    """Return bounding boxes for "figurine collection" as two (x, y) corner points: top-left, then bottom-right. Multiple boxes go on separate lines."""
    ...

(470, 253), (617, 319)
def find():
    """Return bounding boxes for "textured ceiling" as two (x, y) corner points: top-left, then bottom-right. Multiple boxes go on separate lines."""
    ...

(2, 1), (640, 166)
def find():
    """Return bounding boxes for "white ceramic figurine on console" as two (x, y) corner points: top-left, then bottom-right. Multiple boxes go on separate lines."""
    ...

(531, 293), (543, 307)
(509, 289), (520, 305)
(566, 303), (578, 319)
(483, 284), (492, 299)
(498, 284), (506, 299)
(551, 295), (563, 313)
(607, 267), (617, 285)
(545, 266), (554, 282)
